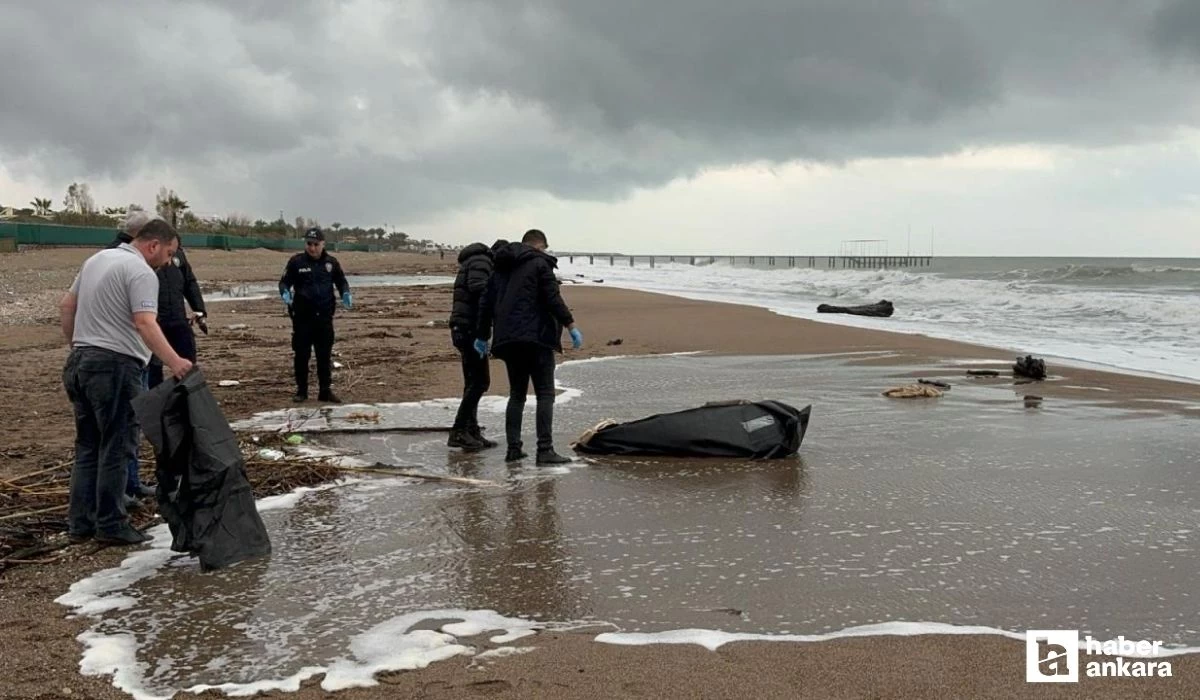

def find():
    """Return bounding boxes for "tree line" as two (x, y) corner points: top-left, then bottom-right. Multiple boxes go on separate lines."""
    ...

(3, 183), (444, 252)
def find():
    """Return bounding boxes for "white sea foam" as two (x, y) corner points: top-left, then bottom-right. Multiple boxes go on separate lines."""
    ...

(596, 621), (1200, 657)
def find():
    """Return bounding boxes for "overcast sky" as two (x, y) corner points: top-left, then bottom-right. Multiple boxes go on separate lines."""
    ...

(2, 0), (1199, 256)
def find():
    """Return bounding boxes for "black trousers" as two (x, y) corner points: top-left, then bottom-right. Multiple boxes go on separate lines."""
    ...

(148, 322), (197, 388)
(500, 343), (556, 452)
(292, 314), (335, 395)
(452, 329), (490, 431)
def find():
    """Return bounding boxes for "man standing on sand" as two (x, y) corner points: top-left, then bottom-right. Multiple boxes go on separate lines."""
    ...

(475, 229), (583, 465)
(278, 227), (351, 404)
(107, 211), (209, 502)
(446, 239), (505, 451)
(60, 218), (194, 545)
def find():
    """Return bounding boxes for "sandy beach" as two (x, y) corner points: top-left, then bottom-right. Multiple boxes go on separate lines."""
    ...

(2, 247), (1198, 699)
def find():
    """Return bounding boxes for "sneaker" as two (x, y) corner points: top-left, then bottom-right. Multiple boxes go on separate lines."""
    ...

(133, 484), (156, 498)
(96, 525), (150, 546)
(292, 392), (308, 403)
(505, 447), (528, 462)
(317, 390), (342, 404)
(123, 493), (144, 511)
(68, 531), (93, 544)
(535, 449), (572, 465)
(468, 426), (498, 449)
(447, 428), (487, 451)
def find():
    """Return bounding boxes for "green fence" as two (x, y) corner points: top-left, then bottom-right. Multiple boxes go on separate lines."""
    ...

(0, 222), (383, 252)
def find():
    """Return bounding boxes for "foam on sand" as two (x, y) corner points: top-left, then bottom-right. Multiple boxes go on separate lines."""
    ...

(596, 621), (1200, 657)
(184, 609), (547, 696)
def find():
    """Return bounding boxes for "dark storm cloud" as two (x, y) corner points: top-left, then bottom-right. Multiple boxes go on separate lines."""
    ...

(1150, 0), (1200, 59)
(2, 0), (1198, 222)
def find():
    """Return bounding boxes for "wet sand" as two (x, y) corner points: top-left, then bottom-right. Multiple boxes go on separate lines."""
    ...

(3, 250), (1200, 698)
(71, 353), (1200, 698)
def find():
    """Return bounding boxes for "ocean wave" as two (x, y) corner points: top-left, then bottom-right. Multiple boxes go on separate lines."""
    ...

(986, 263), (1200, 286)
(558, 260), (1200, 381)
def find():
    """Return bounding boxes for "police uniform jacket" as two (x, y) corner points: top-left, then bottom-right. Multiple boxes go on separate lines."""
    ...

(278, 251), (350, 319)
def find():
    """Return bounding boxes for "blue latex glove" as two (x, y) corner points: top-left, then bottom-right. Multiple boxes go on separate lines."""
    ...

(281, 290), (293, 307)
(342, 291), (352, 310)
(569, 327), (583, 350)
(473, 339), (489, 358)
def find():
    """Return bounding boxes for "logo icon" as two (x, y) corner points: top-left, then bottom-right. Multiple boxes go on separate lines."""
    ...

(1026, 630), (1078, 683)
(325, 262), (333, 272)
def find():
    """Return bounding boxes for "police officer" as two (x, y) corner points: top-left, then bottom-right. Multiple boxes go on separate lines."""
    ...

(279, 227), (351, 403)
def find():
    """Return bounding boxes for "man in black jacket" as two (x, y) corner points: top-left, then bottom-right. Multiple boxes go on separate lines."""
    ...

(476, 229), (582, 464)
(446, 240), (505, 451)
(108, 215), (208, 381)
(107, 211), (207, 500)
(279, 227), (351, 403)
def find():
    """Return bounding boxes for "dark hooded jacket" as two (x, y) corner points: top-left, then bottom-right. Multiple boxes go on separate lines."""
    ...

(108, 232), (207, 327)
(448, 243), (494, 334)
(476, 242), (574, 356)
(131, 368), (272, 572)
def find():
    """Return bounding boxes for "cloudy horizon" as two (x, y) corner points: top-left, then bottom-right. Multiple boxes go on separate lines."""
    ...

(2, 0), (1198, 256)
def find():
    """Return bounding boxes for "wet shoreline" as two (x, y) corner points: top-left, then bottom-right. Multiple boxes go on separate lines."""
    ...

(56, 353), (1200, 697)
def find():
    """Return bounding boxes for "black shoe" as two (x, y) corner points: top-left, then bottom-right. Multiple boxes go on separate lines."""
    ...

(96, 525), (150, 546)
(123, 494), (144, 511)
(317, 390), (342, 404)
(133, 484), (156, 498)
(536, 449), (572, 465)
(292, 392), (308, 403)
(68, 531), (93, 544)
(447, 428), (487, 451)
(468, 426), (498, 449)
(505, 447), (528, 462)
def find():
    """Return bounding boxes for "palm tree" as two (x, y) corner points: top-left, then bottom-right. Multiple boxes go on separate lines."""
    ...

(30, 197), (53, 216)
(155, 187), (190, 228)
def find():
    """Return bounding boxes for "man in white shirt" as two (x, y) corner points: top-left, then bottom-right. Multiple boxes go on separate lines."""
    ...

(60, 218), (194, 545)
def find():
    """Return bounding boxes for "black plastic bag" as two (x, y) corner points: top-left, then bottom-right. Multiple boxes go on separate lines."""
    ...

(573, 400), (811, 459)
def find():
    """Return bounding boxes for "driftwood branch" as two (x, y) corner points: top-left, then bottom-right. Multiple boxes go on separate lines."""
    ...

(0, 504), (69, 522)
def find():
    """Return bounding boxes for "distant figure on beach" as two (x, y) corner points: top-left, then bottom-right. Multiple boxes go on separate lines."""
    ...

(60, 218), (193, 545)
(475, 229), (582, 464)
(446, 239), (506, 451)
(278, 226), (351, 404)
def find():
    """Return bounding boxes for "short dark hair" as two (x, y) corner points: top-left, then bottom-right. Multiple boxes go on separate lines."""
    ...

(134, 219), (179, 244)
(521, 229), (547, 246)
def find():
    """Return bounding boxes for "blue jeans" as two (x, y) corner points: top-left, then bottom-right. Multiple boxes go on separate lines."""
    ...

(126, 367), (150, 494)
(63, 347), (143, 537)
